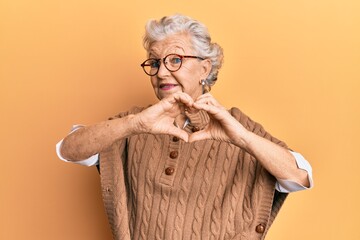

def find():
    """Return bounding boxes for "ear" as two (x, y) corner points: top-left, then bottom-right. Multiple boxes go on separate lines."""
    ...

(200, 59), (212, 80)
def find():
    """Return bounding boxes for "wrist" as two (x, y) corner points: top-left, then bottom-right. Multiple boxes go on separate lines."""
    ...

(231, 125), (250, 149)
(127, 113), (147, 135)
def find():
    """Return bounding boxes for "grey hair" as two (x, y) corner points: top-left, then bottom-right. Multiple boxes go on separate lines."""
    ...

(143, 14), (224, 87)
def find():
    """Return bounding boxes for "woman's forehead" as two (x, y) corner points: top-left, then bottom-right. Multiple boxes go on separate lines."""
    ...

(148, 34), (193, 57)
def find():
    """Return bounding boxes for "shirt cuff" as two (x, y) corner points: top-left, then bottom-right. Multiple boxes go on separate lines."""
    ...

(55, 125), (99, 166)
(275, 151), (314, 193)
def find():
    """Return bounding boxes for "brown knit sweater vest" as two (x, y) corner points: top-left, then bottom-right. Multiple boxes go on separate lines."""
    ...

(99, 106), (288, 240)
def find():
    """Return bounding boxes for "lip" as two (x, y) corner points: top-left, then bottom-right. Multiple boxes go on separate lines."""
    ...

(159, 83), (179, 90)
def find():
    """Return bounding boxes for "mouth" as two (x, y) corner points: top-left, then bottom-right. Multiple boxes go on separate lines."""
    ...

(159, 83), (179, 90)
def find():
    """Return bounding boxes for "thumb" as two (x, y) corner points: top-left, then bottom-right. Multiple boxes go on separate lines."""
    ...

(188, 131), (209, 142)
(168, 127), (189, 142)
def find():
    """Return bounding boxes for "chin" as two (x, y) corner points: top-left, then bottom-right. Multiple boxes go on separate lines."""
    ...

(155, 91), (167, 100)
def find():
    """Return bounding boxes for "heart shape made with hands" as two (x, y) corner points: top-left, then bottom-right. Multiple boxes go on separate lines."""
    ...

(173, 109), (211, 142)
(169, 100), (217, 142)
(141, 92), (234, 143)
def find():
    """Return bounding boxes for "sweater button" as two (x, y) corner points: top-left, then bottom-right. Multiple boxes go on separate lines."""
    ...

(169, 151), (178, 159)
(172, 136), (179, 142)
(192, 126), (200, 132)
(165, 167), (175, 175)
(255, 224), (266, 233)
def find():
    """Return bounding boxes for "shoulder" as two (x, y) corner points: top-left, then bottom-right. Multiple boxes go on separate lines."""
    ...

(229, 107), (287, 147)
(228, 107), (261, 132)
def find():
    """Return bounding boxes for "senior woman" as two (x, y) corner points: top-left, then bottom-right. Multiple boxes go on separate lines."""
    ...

(57, 14), (313, 240)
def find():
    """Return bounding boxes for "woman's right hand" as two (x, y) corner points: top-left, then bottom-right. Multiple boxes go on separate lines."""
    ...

(132, 92), (194, 142)
(60, 92), (194, 161)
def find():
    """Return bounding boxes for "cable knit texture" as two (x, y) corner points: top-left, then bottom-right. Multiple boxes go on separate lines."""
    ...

(99, 106), (288, 240)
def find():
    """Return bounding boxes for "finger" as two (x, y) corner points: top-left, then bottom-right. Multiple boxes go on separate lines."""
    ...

(172, 92), (199, 114)
(167, 127), (189, 142)
(196, 92), (213, 100)
(195, 98), (217, 106)
(193, 102), (222, 115)
(195, 94), (220, 107)
(160, 94), (187, 112)
(195, 93), (212, 102)
(188, 130), (210, 142)
(173, 92), (194, 107)
(158, 101), (182, 117)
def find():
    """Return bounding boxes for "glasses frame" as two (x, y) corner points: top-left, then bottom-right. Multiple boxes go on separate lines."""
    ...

(140, 53), (205, 76)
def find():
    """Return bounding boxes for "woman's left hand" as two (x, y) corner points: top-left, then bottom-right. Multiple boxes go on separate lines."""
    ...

(188, 93), (248, 146)
(190, 94), (311, 188)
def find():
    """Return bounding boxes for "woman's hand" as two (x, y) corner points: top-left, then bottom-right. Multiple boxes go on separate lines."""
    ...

(60, 92), (194, 161)
(189, 93), (310, 187)
(133, 92), (194, 142)
(188, 93), (248, 146)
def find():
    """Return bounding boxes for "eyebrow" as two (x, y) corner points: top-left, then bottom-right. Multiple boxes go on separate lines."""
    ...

(148, 47), (161, 58)
(148, 53), (158, 59)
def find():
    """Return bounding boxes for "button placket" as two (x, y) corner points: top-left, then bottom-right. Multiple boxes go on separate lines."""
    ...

(159, 135), (181, 186)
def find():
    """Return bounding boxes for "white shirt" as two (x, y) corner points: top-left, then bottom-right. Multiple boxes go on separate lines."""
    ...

(56, 125), (313, 193)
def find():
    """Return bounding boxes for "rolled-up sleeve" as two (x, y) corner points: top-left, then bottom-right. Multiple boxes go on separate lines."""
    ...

(275, 151), (313, 193)
(55, 125), (99, 166)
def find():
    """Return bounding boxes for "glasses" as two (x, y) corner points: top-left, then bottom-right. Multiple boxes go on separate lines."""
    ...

(140, 53), (204, 76)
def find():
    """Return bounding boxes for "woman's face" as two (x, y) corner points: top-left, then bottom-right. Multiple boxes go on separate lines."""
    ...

(148, 33), (211, 100)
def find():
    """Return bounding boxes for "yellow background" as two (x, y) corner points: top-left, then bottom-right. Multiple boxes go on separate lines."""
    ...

(1, 0), (359, 239)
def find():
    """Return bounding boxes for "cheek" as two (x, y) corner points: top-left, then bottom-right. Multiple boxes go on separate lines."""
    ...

(176, 75), (200, 95)
(150, 77), (157, 88)
(176, 67), (199, 84)
(183, 71), (201, 88)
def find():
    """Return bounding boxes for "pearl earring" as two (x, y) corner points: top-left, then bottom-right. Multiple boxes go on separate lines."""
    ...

(200, 79), (207, 93)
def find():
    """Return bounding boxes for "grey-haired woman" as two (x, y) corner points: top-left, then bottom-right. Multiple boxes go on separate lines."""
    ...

(57, 14), (313, 240)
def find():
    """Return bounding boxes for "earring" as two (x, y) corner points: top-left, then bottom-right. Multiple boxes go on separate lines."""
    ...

(200, 79), (208, 93)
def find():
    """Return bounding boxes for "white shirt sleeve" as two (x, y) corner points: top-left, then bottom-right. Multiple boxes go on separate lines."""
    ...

(275, 151), (314, 193)
(55, 125), (99, 166)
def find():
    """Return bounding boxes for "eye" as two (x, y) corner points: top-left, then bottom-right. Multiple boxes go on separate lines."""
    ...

(169, 56), (182, 64)
(148, 60), (160, 68)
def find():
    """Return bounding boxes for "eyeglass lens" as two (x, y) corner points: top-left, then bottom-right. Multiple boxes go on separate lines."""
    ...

(141, 54), (183, 76)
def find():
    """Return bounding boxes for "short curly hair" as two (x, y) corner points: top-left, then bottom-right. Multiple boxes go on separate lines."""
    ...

(143, 14), (224, 87)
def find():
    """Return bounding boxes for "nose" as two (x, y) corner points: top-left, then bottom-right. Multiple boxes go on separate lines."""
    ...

(156, 59), (170, 78)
